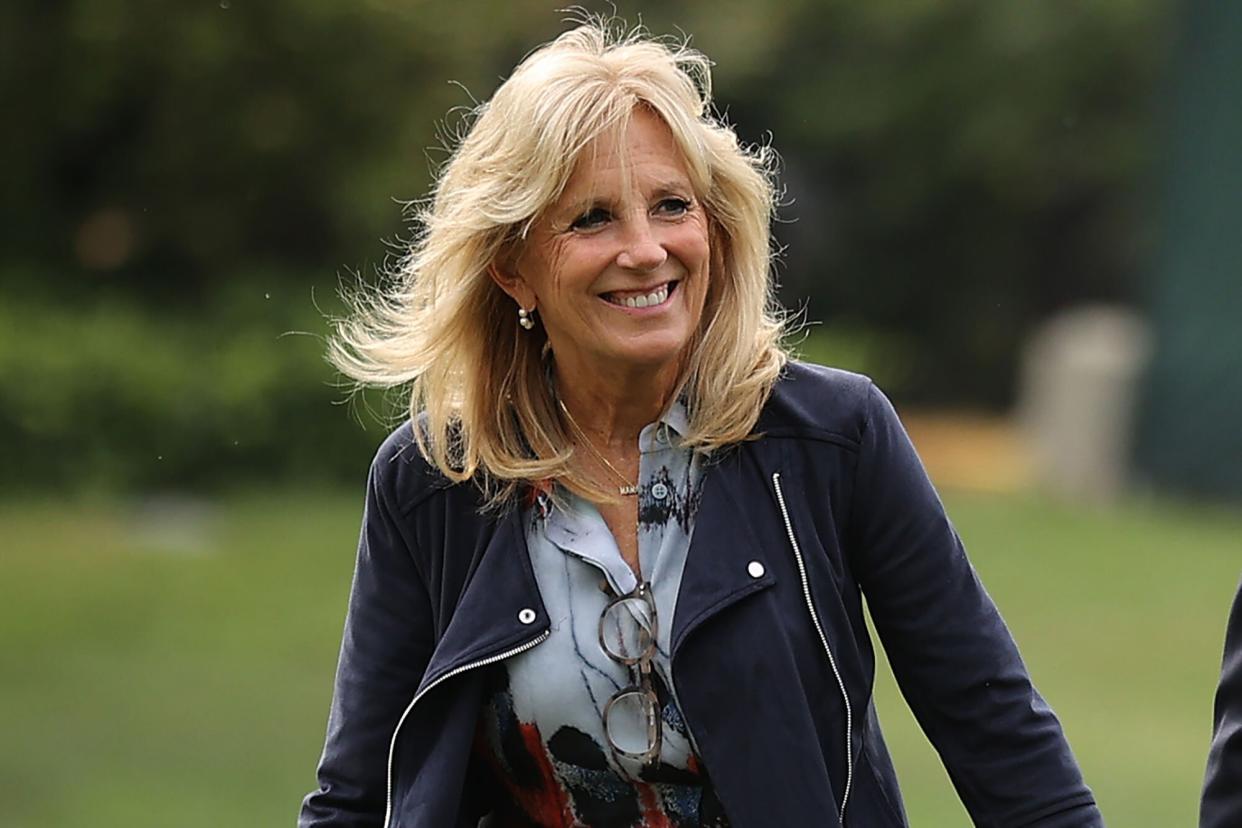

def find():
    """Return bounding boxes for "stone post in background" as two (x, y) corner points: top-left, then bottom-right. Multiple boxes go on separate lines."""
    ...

(1019, 306), (1152, 503)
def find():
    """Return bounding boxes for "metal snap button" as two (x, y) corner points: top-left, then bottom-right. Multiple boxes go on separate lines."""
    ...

(747, 560), (765, 579)
(651, 482), (669, 500)
(517, 608), (537, 624)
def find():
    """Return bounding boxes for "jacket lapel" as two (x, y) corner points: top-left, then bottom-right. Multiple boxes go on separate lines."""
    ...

(417, 505), (548, 693)
(671, 443), (779, 656)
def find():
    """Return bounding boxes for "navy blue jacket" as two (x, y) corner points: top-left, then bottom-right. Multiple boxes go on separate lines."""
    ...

(1202, 579), (1242, 828)
(301, 362), (1102, 827)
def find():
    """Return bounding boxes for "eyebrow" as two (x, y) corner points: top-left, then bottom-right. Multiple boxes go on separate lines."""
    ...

(559, 196), (613, 217)
(558, 177), (695, 217)
(649, 177), (695, 197)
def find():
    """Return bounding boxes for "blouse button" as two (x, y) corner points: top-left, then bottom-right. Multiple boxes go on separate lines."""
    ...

(651, 482), (669, 500)
(517, 608), (537, 625)
(747, 560), (766, 579)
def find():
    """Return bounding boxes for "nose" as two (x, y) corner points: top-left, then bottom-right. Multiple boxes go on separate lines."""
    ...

(615, 214), (667, 273)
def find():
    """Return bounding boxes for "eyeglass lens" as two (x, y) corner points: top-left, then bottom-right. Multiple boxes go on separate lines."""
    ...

(604, 688), (661, 756)
(600, 595), (657, 664)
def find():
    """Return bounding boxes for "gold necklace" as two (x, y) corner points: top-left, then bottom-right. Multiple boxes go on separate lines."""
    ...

(557, 398), (639, 496)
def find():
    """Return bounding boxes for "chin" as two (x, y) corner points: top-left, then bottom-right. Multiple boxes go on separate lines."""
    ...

(608, 335), (694, 370)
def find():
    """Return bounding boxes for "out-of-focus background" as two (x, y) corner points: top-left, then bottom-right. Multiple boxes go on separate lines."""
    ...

(3, 1), (1240, 825)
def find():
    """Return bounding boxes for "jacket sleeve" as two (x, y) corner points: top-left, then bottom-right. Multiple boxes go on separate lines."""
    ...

(299, 445), (437, 827)
(848, 382), (1102, 827)
(1201, 579), (1242, 828)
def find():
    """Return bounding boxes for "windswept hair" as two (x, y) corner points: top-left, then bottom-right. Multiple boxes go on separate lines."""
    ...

(330, 17), (788, 506)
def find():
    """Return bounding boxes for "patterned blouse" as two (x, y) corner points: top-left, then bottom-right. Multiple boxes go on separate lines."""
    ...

(474, 401), (730, 827)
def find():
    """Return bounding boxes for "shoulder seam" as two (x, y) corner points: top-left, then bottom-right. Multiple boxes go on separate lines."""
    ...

(383, 452), (455, 518)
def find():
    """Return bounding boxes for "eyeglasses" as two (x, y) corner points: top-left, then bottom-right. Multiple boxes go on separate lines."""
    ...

(599, 581), (662, 769)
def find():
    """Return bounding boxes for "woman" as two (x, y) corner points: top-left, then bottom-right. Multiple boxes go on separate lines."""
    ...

(1202, 579), (1242, 828)
(301, 21), (1102, 828)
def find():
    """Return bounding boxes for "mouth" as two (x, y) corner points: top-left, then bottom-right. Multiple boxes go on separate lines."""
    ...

(600, 280), (679, 309)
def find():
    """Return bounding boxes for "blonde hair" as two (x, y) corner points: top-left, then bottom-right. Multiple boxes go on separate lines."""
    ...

(330, 18), (788, 505)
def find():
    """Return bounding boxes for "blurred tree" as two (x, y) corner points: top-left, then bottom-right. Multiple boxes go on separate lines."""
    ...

(0, 0), (1180, 494)
(5, 1), (1169, 337)
(708, 0), (1171, 403)
(1, 0), (569, 300)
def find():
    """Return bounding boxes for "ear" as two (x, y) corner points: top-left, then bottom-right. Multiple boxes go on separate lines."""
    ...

(487, 260), (536, 310)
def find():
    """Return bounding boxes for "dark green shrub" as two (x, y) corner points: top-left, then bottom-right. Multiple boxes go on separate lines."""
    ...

(0, 291), (400, 494)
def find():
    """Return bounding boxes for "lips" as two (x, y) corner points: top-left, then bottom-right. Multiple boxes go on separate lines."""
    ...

(601, 281), (678, 309)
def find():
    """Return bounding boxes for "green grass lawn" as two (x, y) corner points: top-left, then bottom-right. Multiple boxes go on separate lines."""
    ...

(1, 487), (1237, 826)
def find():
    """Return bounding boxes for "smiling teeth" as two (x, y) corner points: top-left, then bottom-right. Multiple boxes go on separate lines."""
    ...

(615, 285), (669, 308)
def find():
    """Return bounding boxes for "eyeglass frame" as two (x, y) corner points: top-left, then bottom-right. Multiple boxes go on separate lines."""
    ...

(598, 581), (663, 769)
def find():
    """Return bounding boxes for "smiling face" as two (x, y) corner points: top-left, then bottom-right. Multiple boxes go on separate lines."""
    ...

(493, 107), (712, 389)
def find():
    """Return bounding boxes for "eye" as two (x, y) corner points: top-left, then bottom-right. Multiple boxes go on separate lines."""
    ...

(654, 197), (692, 217)
(569, 207), (611, 231)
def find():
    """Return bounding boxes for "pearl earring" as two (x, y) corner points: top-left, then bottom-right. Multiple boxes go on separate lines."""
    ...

(518, 307), (535, 330)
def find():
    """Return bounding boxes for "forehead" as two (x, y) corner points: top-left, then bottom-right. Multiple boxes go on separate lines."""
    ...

(556, 108), (695, 204)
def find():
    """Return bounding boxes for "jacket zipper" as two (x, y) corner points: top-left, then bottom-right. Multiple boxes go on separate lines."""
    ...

(382, 630), (550, 828)
(772, 471), (853, 824)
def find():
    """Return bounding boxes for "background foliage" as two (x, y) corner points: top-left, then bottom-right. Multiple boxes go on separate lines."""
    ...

(2, 0), (1172, 492)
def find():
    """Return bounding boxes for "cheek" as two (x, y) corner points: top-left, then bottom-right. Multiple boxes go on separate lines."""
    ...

(666, 223), (711, 277)
(541, 242), (570, 292)
(519, 235), (570, 295)
(689, 218), (712, 270)
(551, 241), (610, 296)
(684, 229), (712, 290)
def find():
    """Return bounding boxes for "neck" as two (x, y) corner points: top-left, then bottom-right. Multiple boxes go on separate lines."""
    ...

(553, 354), (682, 450)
